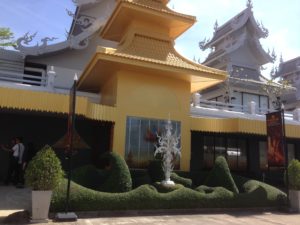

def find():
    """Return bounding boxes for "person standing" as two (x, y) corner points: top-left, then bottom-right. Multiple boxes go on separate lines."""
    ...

(1, 137), (25, 186)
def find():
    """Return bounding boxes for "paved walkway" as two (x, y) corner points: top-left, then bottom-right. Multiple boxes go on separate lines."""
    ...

(0, 185), (31, 220)
(47, 212), (300, 225)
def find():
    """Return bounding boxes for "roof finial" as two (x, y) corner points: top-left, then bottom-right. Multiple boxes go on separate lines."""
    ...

(214, 20), (219, 32)
(246, 0), (253, 9)
(279, 53), (283, 64)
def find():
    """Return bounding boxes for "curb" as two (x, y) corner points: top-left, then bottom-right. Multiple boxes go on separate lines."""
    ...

(49, 207), (281, 219)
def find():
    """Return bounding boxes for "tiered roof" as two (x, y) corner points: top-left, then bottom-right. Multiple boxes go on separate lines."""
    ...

(78, 0), (227, 92)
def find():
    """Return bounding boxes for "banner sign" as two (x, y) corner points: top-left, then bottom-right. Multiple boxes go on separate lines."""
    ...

(266, 111), (285, 167)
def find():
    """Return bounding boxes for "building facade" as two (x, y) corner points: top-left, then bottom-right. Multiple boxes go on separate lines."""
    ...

(0, 0), (299, 182)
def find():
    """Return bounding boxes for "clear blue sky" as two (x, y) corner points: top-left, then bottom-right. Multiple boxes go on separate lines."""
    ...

(0, 0), (299, 76)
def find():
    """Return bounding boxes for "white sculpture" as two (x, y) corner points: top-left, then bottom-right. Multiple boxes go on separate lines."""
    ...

(154, 117), (181, 186)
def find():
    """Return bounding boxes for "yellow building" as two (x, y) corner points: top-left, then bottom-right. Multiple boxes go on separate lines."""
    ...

(0, 0), (300, 178)
(77, 0), (227, 170)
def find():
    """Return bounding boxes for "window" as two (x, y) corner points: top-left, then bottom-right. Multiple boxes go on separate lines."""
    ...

(288, 144), (295, 163)
(259, 141), (268, 170)
(203, 136), (214, 168)
(125, 116), (181, 168)
(203, 135), (247, 171)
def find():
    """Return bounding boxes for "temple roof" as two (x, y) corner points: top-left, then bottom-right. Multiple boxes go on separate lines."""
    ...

(101, 0), (196, 42)
(204, 37), (273, 67)
(277, 56), (300, 77)
(77, 34), (227, 93)
(203, 7), (268, 49)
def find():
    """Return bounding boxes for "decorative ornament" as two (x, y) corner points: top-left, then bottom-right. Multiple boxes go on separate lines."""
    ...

(199, 37), (210, 51)
(246, 0), (253, 9)
(154, 116), (181, 186)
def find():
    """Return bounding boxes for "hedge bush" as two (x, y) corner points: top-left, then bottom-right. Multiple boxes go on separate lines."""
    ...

(170, 173), (192, 188)
(148, 160), (164, 183)
(72, 165), (108, 190)
(287, 159), (300, 190)
(204, 156), (239, 194)
(97, 152), (132, 193)
(130, 170), (152, 189)
(51, 177), (286, 211)
(25, 145), (64, 190)
(153, 182), (184, 193)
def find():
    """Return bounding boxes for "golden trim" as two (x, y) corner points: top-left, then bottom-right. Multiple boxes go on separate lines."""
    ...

(190, 117), (300, 138)
(0, 87), (116, 122)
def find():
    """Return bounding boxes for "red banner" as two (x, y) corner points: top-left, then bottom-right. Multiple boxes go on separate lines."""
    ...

(266, 111), (285, 167)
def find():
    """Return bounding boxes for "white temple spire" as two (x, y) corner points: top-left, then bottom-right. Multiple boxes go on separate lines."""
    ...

(246, 0), (253, 9)
(214, 20), (219, 32)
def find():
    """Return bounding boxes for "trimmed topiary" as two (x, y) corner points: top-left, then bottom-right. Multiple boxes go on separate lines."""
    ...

(204, 156), (239, 194)
(148, 159), (164, 183)
(153, 182), (184, 193)
(72, 164), (108, 190)
(130, 170), (152, 189)
(25, 145), (64, 190)
(170, 173), (193, 188)
(287, 159), (300, 190)
(51, 176), (286, 211)
(97, 152), (132, 193)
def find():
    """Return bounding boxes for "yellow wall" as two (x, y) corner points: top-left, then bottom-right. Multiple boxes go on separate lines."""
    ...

(112, 69), (191, 171)
(100, 74), (118, 106)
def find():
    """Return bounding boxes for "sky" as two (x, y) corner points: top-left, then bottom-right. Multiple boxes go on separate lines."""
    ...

(0, 0), (299, 77)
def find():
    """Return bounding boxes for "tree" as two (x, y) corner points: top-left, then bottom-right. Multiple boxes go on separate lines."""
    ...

(261, 78), (291, 110)
(0, 27), (15, 48)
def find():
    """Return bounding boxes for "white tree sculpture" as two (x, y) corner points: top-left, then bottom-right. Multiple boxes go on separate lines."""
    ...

(154, 118), (181, 186)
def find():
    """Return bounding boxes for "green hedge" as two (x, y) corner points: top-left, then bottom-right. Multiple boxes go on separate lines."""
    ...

(97, 152), (132, 193)
(153, 182), (184, 193)
(71, 165), (108, 190)
(204, 156), (239, 194)
(71, 152), (132, 193)
(287, 159), (300, 190)
(130, 170), (152, 189)
(148, 160), (164, 183)
(51, 176), (286, 211)
(170, 173), (192, 188)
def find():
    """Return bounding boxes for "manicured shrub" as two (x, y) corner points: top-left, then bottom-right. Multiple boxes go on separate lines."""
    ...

(170, 173), (192, 188)
(204, 156), (239, 194)
(72, 165), (108, 190)
(97, 152), (132, 193)
(130, 169), (152, 189)
(51, 176), (286, 211)
(287, 159), (300, 190)
(25, 145), (64, 190)
(148, 160), (164, 182)
(153, 182), (184, 193)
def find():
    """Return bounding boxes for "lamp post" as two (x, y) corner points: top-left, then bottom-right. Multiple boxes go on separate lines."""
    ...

(55, 74), (78, 221)
(281, 103), (289, 207)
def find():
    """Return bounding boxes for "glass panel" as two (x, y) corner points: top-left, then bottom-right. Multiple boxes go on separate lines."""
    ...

(227, 138), (238, 170)
(215, 137), (226, 158)
(238, 139), (247, 170)
(231, 92), (242, 105)
(260, 96), (269, 112)
(288, 144), (295, 163)
(125, 116), (181, 169)
(243, 93), (259, 112)
(259, 141), (268, 170)
(203, 136), (214, 168)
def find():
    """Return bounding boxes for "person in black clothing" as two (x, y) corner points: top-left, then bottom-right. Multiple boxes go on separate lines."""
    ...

(1, 137), (25, 186)
(1, 138), (17, 185)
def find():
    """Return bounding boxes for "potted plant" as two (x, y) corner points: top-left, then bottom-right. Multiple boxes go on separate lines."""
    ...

(287, 159), (300, 212)
(25, 145), (64, 222)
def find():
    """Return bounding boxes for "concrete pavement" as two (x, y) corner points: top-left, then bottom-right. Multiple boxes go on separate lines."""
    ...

(47, 212), (300, 225)
(0, 185), (31, 221)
